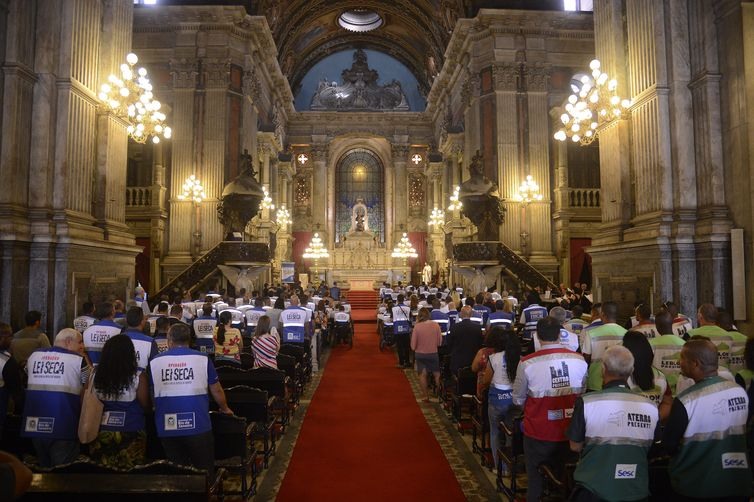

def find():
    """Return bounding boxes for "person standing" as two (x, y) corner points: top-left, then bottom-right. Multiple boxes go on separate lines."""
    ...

(88, 334), (150, 469)
(567, 346), (658, 502)
(663, 339), (752, 501)
(22, 329), (88, 467)
(192, 303), (217, 356)
(687, 303), (735, 369)
(649, 310), (686, 396)
(446, 306), (484, 375)
(148, 323), (233, 474)
(411, 307), (443, 402)
(512, 317), (588, 502)
(329, 282), (341, 302)
(392, 294), (412, 368)
(480, 327), (520, 470)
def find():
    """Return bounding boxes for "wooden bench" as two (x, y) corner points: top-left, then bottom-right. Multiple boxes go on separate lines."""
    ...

(20, 460), (225, 501)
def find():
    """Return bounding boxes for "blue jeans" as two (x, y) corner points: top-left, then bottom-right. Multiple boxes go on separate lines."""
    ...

(488, 387), (512, 469)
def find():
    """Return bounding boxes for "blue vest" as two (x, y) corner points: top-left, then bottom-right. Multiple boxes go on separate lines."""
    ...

(149, 348), (216, 437)
(280, 306), (307, 343)
(521, 305), (548, 340)
(22, 347), (83, 440)
(488, 311), (514, 328)
(83, 320), (123, 366)
(98, 374), (145, 432)
(124, 328), (158, 373)
(430, 310), (450, 335)
(192, 316), (217, 354)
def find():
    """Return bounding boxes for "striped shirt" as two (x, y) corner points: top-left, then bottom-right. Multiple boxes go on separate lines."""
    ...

(252, 332), (280, 369)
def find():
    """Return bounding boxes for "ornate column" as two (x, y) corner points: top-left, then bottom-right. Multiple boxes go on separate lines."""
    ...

(493, 62), (523, 250)
(391, 143), (409, 237)
(167, 58), (198, 257)
(311, 141), (329, 246)
(242, 62), (261, 168)
(524, 61), (554, 262)
(551, 109), (571, 284)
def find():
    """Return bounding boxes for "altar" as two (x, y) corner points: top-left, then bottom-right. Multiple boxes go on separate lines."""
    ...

(324, 229), (409, 289)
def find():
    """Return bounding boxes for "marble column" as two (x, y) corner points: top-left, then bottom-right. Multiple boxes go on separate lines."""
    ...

(391, 143), (409, 239)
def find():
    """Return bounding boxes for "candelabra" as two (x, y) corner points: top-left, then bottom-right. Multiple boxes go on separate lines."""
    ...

(98, 52), (171, 144)
(303, 232), (329, 281)
(513, 175), (542, 259)
(275, 205), (291, 228)
(177, 175), (206, 260)
(553, 59), (631, 145)
(260, 187), (275, 212)
(428, 206), (445, 229)
(447, 185), (463, 211)
(391, 232), (418, 269)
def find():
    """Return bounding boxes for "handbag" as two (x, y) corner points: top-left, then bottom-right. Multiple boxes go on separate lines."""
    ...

(78, 370), (104, 444)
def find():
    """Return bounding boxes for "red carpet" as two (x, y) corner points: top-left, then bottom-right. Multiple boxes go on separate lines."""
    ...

(276, 318), (465, 501)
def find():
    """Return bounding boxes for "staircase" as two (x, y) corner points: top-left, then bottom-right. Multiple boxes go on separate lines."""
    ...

(344, 290), (379, 323)
(453, 241), (558, 291)
(152, 241), (270, 306)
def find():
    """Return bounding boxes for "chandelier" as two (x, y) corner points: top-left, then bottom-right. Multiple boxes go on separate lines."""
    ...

(514, 175), (543, 204)
(260, 187), (275, 211)
(447, 185), (463, 211)
(302, 233), (329, 260)
(276, 205), (291, 228)
(98, 52), (172, 144)
(177, 175), (206, 204)
(553, 59), (631, 145)
(392, 232), (418, 259)
(428, 206), (445, 228)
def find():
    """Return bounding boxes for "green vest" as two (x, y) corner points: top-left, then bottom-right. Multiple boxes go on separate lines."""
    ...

(585, 323), (626, 390)
(575, 387), (657, 501)
(728, 331), (749, 373)
(649, 334), (685, 395)
(669, 377), (752, 498)
(688, 325), (734, 368)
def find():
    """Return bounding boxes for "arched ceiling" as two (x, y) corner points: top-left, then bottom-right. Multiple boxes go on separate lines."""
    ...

(253, 0), (464, 97)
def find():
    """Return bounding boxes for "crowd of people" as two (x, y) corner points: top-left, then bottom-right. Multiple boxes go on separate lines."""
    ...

(0, 279), (353, 494)
(376, 280), (754, 501)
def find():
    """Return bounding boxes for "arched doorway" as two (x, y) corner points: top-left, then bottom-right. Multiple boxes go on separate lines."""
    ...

(335, 148), (385, 243)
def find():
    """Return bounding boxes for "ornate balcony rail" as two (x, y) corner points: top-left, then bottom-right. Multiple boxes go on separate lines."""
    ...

(126, 187), (153, 207)
(568, 188), (600, 208)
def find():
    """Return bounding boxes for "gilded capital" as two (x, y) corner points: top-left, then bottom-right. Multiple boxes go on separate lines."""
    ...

(493, 63), (519, 91)
(170, 58), (199, 88)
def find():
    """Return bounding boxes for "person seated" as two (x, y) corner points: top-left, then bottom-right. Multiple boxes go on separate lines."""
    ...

(251, 315), (280, 370)
(154, 316), (170, 354)
(333, 305), (352, 345)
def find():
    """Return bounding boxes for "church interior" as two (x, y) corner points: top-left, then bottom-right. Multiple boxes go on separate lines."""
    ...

(3, 0), (754, 499)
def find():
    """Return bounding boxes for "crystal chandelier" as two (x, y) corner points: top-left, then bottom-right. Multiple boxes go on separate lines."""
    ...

(514, 175), (543, 204)
(391, 232), (418, 259)
(447, 185), (463, 211)
(428, 206), (445, 228)
(553, 59), (631, 145)
(302, 233), (329, 260)
(177, 175), (206, 203)
(276, 205), (291, 228)
(98, 52), (172, 144)
(260, 187), (275, 211)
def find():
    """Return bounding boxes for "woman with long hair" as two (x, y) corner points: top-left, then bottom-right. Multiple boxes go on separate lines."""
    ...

(214, 310), (243, 365)
(410, 307), (443, 402)
(481, 326), (521, 471)
(266, 296), (285, 333)
(622, 330), (672, 420)
(252, 315), (280, 369)
(88, 334), (150, 469)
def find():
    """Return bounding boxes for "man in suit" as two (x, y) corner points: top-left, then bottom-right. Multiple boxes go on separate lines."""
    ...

(446, 305), (484, 375)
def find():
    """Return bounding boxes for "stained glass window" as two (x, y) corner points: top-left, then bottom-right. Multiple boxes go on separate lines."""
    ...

(335, 148), (384, 243)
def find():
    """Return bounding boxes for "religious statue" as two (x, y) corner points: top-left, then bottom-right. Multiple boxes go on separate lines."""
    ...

(422, 262), (433, 284)
(458, 150), (506, 240)
(239, 148), (258, 180)
(350, 198), (369, 232)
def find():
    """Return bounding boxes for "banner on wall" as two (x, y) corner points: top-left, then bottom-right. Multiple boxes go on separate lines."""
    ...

(281, 262), (296, 283)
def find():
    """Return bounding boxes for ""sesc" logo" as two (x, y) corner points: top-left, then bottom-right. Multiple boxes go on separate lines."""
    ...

(614, 464), (637, 479)
(722, 453), (748, 469)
